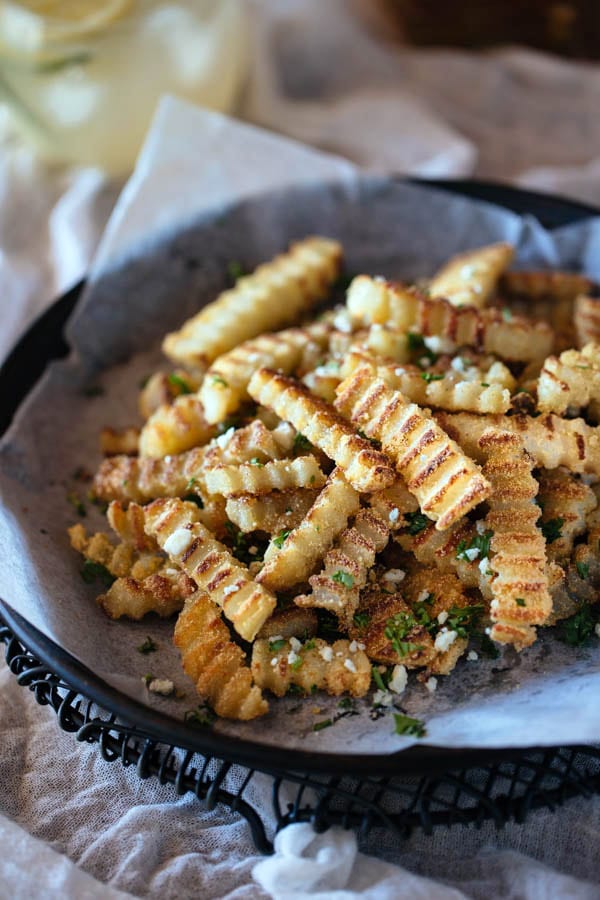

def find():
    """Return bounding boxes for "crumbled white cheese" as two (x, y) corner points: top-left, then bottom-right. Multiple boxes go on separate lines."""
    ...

(383, 568), (406, 583)
(163, 527), (194, 556)
(222, 584), (240, 597)
(373, 689), (393, 707)
(434, 629), (458, 653)
(287, 650), (299, 665)
(388, 664), (408, 695)
(479, 556), (492, 578)
(417, 590), (430, 603)
(146, 678), (174, 696)
(336, 651), (344, 658)
(388, 508), (400, 524)
(269, 635), (284, 643)
(451, 356), (467, 373)
(467, 650), (479, 661)
(344, 658), (357, 673)
(424, 335), (455, 354)
(425, 676), (438, 693)
(271, 657), (279, 667)
(289, 636), (302, 652)
(215, 426), (235, 449)
(319, 646), (333, 662)
(164, 455), (172, 464)
(165, 568), (179, 577)
(394, 367), (405, 376)
(418, 356), (431, 369)
(374, 275), (386, 284)
(333, 311), (352, 333)
(437, 611), (448, 625)
(349, 640), (359, 653)
(357, 642), (365, 651)
(475, 520), (486, 535)
(465, 547), (480, 562)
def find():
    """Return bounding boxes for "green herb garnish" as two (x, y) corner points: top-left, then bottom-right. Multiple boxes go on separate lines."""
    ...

(331, 570), (354, 589)
(137, 636), (158, 655)
(563, 604), (595, 647)
(404, 511), (430, 535)
(393, 713), (426, 738)
(372, 666), (389, 693)
(80, 559), (115, 588)
(515, 597), (526, 607)
(67, 492), (86, 517)
(540, 517), (564, 544)
(313, 719), (333, 732)
(184, 705), (216, 728)
(456, 530), (494, 562)
(446, 604), (484, 638)
(167, 372), (191, 394)
(268, 639), (286, 653)
(304, 638), (316, 651)
(576, 561), (590, 580)
(353, 612), (370, 630)
(384, 612), (422, 658)
(293, 433), (312, 452)
(211, 375), (228, 387)
(408, 332), (437, 365)
(273, 529), (291, 549)
(421, 372), (444, 384)
(227, 261), (246, 282)
(291, 657), (303, 671)
(249, 457), (264, 467)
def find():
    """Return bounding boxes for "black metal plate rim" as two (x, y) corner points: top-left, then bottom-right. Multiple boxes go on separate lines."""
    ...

(1, 177), (599, 780)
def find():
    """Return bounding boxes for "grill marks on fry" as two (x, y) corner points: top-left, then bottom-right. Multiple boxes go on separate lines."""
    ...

(335, 366), (490, 529)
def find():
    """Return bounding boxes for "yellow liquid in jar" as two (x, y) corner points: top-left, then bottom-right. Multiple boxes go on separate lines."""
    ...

(0, 0), (248, 173)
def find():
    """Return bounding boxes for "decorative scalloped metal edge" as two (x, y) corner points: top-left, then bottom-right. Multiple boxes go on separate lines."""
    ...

(3, 614), (600, 855)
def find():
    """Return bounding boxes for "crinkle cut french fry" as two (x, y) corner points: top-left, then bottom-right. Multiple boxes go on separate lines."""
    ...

(367, 481), (419, 529)
(346, 276), (553, 362)
(225, 488), (320, 534)
(248, 368), (396, 492)
(435, 410), (600, 475)
(163, 236), (342, 369)
(335, 365), (490, 529)
(537, 469), (597, 563)
(344, 349), (513, 415)
(98, 569), (196, 620)
(175, 593), (267, 720)
(256, 606), (318, 640)
(93, 448), (208, 504)
(500, 270), (594, 303)
(295, 510), (389, 627)
(429, 242), (514, 308)
(479, 429), (552, 648)
(537, 345), (600, 416)
(257, 468), (360, 591)
(139, 369), (202, 420)
(200, 323), (331, 424)
(68, 522), (163, 580)
(205, 456), (325, 497)
(139, 395), (217, 459)
(143, 498), (276, 641)
(107, 501), (158, 552)
(251, 637), (371, 698)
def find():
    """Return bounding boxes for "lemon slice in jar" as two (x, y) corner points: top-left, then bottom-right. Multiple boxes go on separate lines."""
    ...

(0, 0), (135, 60)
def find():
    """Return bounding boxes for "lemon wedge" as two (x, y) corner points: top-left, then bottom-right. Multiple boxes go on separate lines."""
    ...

(0, 0), (135, 58)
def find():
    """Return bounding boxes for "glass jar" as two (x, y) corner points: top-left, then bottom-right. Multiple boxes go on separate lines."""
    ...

(0, 0), (248, 173)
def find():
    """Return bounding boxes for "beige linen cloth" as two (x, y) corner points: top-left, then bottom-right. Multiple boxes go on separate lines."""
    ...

(3, 2), (600, 898)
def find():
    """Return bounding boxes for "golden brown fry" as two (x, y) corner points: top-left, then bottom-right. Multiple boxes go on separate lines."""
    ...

(69, 523), (146, 579)
(257, 606), (318, 640)
(367, 481), (419, 530)
(205, 456), (325, 498)
(93, 447), (208, 504)
(575, 295), (600, 349)
(100, 427), (140, 456)
(200, 323), (331, 424)
(143, 498), (277, 641)
(500, 270), (593, 303)
(98, 569), (195, 620)
(106, 501), (158, 553)
(257, 468), (360, 591)
(295, 510), (389, 628)
(139, 395), (217, 459)
(175, 593), (267, 720)
(479, 429), (552, 648)
(537, 344), (600, 416)
(335, 365), (490, 529)
(225, 488), (320, 534)
(248, 368), (396, 492)
(436, 410), (600, 475)
(429, 242), (514, 308)
(251, 637), (371, 698)
(163, 236), (342, 368)
(139, 370), (202, 420)
(346, 276), (553, 362)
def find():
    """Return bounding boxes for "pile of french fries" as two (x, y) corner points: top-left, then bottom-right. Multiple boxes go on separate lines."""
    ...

(69, 236), (600, 721)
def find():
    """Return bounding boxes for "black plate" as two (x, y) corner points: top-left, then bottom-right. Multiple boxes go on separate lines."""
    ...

(1, 178), (598, 778)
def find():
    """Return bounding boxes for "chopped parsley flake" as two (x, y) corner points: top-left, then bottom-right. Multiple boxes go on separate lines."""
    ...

(446, 604), (484, 638)
(167, 372), (191, 394)
(211, 375), (228, 387)
(421, 372), (444, 384)
(353, 611), (370, 630)
(404, 511), (430, 535)
(480, 382), (490, 388)
(67, 492), (86, 517)
(184, 705), (216, 727)
(515, 597), (527, 607)
(331, 570), (354, 589)
(273, 529), (291, 549)
(227, 261), (246, 282)
(576, 561), (590, 580)
(540, 517), (564, 544)
(313, 718), (333, 732)
(293, 433), (312, 452)
(456, 530), (493, 562)
(249, 457), (264, 467)
(562, 604), (595, 647)
(408, 332), (437, 365)
(372, 666), (390, 693)
(393, 713), (426, 738)
(81, 559), (115, 588)
(304, 638), (316, 650)
(268, 639), (286, 653)
(384, 613), (422, 658)
(291, 657), (303, 671)
(137, 636), (158, 655)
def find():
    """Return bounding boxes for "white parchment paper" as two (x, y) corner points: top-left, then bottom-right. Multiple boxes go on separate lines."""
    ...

(2, 98), (600, 755)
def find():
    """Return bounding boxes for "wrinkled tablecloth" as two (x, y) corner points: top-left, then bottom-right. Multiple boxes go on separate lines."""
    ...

(3, 2), (600, 897)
